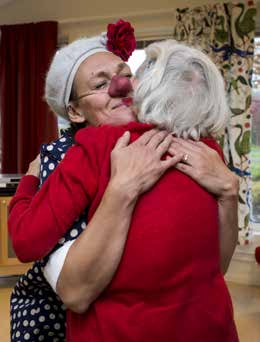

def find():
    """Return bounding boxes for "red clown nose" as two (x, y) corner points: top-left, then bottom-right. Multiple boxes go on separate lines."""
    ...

(108, 75), (133, 98)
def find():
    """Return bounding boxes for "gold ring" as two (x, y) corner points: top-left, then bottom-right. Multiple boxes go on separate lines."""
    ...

(183, 153), (189, 163)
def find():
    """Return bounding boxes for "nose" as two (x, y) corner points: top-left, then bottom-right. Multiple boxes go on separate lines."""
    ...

(108, 75), (133, 98)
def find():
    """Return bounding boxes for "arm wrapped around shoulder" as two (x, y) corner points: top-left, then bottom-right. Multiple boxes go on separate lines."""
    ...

(8, 141), (99, 262)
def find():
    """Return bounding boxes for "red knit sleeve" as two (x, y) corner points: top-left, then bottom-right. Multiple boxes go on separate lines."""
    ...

(8, 140), (99, 263)
(13, 175), (40, 195)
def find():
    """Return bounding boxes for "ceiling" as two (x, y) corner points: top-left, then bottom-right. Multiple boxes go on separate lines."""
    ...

(0, 0), (227, 25)
(0, 0), (259, 26)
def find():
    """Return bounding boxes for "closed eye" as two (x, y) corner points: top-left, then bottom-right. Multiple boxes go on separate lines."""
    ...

(95, 81), (108, 89)
(119, 72), (133, 79)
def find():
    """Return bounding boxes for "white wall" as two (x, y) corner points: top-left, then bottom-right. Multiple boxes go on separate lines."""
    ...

(0, 0), (259, 42)
(0, 0), (226, 24)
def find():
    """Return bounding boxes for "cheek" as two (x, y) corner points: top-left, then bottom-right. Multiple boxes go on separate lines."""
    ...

(88, 97), (108, 113)
(82, 97), (109, 125)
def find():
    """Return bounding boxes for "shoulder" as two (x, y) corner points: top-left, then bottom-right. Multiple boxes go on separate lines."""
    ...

(40, 132), (74, 184)
(75, 125), (123, 142)
(41, 132), (73, 160)
(74, 126), (123, 153)
(74, 122), (152, 147)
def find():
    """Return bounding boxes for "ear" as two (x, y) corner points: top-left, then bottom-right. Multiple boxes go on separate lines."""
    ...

(67, 103), (86, 123)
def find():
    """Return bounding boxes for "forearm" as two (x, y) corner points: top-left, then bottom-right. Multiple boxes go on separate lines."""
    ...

(8, 173), (77, 262)
(8, 147), (94, 262)
(7, 175), (53, 262)
(56, 181), (137, 314)
(218, 176), (239, 274)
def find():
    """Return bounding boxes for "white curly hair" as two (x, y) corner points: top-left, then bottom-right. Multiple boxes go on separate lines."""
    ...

(134, 40), (229, 140)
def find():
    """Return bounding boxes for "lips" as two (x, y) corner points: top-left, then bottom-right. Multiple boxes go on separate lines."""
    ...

(112, 103), (123, 110)
(122, 97), (133, 106)
(112, 97), (133, 110)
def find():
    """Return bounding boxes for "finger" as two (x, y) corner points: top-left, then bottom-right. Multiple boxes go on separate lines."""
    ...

(172, 137), (201, 153)
(156, 134), (174, 157)
(182, 153), (192, 165)
(167, 143), (184, 156)
(187, 139), (209, 149)
(31, 154), (40, 163)
(181, 139), (217, 158)
(146, 130), (169, 149)
(186, 139), (204, 147)
(168, 143), (193, 161)
(113, 131), (131, 150)
(133, 128), (159, 146)
(175, 162), (194, 177)
(168, 142), (203, 166)
(180, 140), (221, 160)
(161, 153), (184, 170)
(168, 141), (195, 155)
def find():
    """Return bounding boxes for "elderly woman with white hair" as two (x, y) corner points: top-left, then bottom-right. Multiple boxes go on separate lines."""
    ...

(44, 39), (238, 341)
(9, 22), (238, 341)
(136, 40), (229, 139)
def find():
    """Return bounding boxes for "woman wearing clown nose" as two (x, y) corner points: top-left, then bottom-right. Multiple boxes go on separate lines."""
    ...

(9, 20), (238, 341)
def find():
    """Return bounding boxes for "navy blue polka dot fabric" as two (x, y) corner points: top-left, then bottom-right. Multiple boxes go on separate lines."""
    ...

(11, 132), (89, 341)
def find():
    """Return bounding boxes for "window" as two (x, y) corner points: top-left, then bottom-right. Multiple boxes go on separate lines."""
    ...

(57, 116), (70, 134)
(127, 40), (160, 75)
(127, 48), (146, 74)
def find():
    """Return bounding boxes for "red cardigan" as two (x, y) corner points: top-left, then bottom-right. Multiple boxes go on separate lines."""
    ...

(8, 122), (238, 341)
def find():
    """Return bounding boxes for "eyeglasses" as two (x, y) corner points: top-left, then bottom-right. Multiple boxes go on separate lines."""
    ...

(73, 75), (133, 102)
(73, 75), (120, 102)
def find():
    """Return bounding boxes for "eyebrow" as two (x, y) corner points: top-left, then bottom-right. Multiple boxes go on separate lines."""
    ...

(90, 62), (130, 80)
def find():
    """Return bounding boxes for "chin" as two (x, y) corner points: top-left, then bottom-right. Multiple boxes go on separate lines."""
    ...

(112, 117), (136, 126)
(110, 109), (137, 126)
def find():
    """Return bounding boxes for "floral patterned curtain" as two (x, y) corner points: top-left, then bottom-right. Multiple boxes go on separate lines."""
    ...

(173, 1), (256, 244)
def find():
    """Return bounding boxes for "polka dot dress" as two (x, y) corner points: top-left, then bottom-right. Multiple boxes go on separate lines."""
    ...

(11, 132), (89, 341)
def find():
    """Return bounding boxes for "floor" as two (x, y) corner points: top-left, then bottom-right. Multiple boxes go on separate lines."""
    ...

(0, 287), (12, 342)
(229, 282), (260, 342)
(0, 282), (260, 341)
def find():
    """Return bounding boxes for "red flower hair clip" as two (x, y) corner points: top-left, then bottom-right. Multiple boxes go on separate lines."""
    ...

(106, 19), (136, 61)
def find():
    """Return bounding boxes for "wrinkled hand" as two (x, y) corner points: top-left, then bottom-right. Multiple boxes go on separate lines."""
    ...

(109, 129), (183, 198)
(26, 154), (41, 178)
(168, 137), (239, 199)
